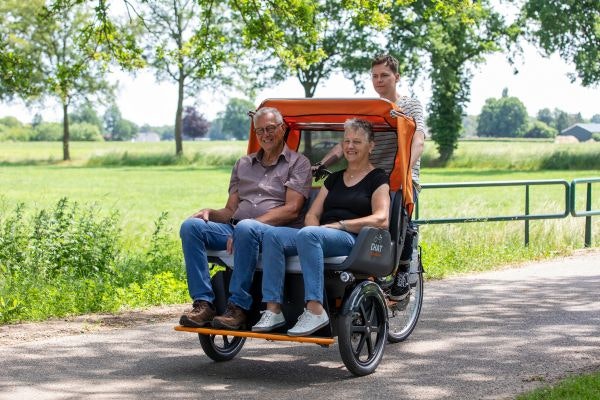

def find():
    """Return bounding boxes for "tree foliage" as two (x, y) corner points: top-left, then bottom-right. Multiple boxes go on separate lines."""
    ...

(386, 0), (505, 162)
(518, 0), (600, 86)
(221, 98), (254, 140)
(182, 106), (209, 139)
(1, 0), (113, 160)
(477, 91), (529, 137)
(525, 120), (557, 139)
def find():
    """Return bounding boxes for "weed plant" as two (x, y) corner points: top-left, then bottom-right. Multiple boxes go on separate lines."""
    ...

(0, 199), (186, 323)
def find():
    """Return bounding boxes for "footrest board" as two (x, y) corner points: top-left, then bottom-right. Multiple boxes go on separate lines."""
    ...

(174, 325), (335, 346)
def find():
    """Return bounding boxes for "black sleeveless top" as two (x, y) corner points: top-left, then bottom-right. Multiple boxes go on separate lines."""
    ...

(320, 168), (388, 225)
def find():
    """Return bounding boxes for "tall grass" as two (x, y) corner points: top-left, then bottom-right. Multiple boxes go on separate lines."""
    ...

(0, 199), (187, 323)
(422, 140), (600, 170)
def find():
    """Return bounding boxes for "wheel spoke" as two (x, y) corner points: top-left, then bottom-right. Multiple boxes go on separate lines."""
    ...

(353, 332), (367, 356)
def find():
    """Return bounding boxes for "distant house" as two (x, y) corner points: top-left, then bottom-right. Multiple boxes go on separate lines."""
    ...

(132, 132), (161, 142)
(560, 123), (600, 142)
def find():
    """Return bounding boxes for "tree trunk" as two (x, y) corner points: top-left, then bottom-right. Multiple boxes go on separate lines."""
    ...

(174, 74), (184, 156)
(62, 102), (70, 161)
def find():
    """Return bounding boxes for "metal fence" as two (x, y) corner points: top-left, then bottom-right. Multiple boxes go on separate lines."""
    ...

(414, 178), (599, 247)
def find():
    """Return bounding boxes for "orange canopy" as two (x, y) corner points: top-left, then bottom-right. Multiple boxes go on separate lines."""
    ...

(247, 98), (416, 216)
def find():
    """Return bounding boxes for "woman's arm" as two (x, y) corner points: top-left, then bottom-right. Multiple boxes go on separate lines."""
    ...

(304, 186), (329, 226)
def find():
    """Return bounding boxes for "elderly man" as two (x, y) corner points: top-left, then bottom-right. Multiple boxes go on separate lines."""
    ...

(179, 107), (312, 330)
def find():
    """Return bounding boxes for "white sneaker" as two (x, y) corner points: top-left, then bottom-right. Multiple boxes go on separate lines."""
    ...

(251, 310), (286, 332)
(287, 308), (329, 336)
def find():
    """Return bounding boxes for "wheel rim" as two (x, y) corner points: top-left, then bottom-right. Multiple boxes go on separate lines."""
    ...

(209, 334), (244, 354)
(348, 295), (386, 365)
(388, 272), (422, 338)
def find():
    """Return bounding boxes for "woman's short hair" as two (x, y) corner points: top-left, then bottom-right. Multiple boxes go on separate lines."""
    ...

(344, 118), (374, 142)
(253, 107), (284, 125)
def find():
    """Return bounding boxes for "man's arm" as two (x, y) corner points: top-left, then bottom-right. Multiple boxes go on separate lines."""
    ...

(409, 130), (425, 169)
(191, 192), (240, 223)
(254, 188), (306, 226)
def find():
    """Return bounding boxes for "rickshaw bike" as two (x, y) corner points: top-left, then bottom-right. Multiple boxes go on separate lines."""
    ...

(175, 98), (424, 376)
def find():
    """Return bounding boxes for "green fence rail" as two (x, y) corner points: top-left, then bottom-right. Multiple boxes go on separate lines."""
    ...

(570, 177), (600, 247)
(414, 178), (598, 247)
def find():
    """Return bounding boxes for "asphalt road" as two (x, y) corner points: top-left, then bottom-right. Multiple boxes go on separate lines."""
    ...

(1, 251), (599, 400)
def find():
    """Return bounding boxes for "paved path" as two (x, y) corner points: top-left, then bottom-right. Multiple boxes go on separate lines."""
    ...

(1, 251), (599, 399)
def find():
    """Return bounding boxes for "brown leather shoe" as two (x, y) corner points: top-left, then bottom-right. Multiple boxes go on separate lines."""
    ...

(212, 303), (247, 330)
(179, 300), (216, 327)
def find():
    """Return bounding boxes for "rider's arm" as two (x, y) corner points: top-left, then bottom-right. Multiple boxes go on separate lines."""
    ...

(254, 188), (306, 226)
(304, 186), (328, 226)
(409, 130), (425, 169)
(191, 192), (240, 223)
(316, 143), (343, 167)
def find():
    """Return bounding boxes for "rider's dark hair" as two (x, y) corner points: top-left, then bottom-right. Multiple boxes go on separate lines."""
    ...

(371, 54), (399, 75)
(344, 118), (374, 142)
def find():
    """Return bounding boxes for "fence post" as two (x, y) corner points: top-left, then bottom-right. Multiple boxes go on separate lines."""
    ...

(585, 182), (592, 247)
(525, 184), (530, 246)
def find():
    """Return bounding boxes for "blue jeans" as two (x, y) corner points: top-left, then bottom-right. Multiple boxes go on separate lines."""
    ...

(261, 226), (356, 305)
(180, 218), (233, 304)
(261, 227), (300, 304)
(227, 219), (273, 310)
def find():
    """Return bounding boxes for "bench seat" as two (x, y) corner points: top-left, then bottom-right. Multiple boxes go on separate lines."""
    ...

(207, 250), (347, 274)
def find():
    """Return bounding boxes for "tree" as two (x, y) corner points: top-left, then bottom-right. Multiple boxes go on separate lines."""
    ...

(70, 102), (103, 131)
(182, 106), (209, 139)
(518, 0), (600, 86)
(3, 1), (113, 160)
(524, 121), (557, 139)
(386, 1), (505, 162)
(477, 93), (529, 137)
(138, 0), (233, 156)
(591, 114), (600, 123)
(103, 103), (136, 141)
(251, 1), (387, 98)
(221, 98), (254, 140)
(536, 108), (554, 126)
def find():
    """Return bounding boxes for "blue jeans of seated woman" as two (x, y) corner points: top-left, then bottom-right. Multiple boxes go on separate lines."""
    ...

(180, 218), (270, 310)
(261, 226), (356, 306)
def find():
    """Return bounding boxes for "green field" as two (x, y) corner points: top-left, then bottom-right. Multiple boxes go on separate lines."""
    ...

(0, 140), (599, 322)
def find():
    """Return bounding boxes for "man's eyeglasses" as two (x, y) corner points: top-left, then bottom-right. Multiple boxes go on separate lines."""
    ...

(255, 123), (282, 136)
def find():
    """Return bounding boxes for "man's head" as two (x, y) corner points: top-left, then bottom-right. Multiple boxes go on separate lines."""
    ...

(253, 107), (286, 155)
(371, 54), (400, 101)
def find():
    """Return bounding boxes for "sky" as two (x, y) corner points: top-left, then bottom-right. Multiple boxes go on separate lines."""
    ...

(1, 43), (599, 127)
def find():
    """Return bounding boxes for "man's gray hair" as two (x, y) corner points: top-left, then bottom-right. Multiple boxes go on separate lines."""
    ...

(344, 118), (374, 142)
(253, 107), (284, 125)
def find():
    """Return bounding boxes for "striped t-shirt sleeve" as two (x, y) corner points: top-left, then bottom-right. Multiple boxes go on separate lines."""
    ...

(397, 96), (427, 138)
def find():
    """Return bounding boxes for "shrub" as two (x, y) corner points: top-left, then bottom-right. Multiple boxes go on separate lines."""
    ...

(525, 121), (557, 139)
(0, 199), (186, 323)
(593, 133), (600, 142)
(32, 122), (62, 141)
(70, 122), (104, 141)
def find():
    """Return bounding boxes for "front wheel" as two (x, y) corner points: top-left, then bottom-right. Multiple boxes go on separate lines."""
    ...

(198, 333), (245, 362)
(387, 266), (423, 343)
(338, 281), (388, 376)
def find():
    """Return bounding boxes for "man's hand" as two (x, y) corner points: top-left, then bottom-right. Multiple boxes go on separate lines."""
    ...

(191, 208), (210, 221)
(312, 162), (331, 182)
(226, 236), (233, 255)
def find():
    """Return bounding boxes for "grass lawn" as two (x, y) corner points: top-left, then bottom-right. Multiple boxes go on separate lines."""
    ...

(516, 371), (600, 400)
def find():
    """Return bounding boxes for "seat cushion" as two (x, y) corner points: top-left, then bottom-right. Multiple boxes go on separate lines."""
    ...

(206, 250), (347, 274)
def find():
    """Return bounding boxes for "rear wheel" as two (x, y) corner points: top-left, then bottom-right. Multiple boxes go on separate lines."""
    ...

(198, 333), (245, 362)
(338, 281), (388, 376)
(387, 265), (423, 343)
